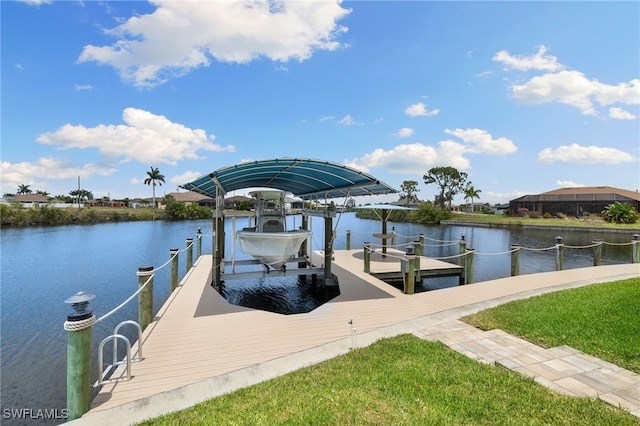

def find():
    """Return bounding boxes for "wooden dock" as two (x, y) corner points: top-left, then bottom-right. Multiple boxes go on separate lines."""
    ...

(72, 250), (639, 425)
(339, 247), (463, 282)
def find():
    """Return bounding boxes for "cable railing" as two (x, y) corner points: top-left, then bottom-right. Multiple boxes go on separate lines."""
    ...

(351, 229), (640, 290)
(63, 232), (203, 419)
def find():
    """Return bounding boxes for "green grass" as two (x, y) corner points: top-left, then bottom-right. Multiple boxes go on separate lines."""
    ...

(447, 213), (640, 230)
(463, 278), (640, 374)
(137, 278), (640, 426)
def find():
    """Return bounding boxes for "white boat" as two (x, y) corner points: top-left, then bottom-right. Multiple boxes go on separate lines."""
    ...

(236, 190), (312, 269)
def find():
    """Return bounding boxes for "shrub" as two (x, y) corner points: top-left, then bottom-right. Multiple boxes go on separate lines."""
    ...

(601, 202), (639, 224)
(410, 203), (451, 225)
(542, 212), (552, 219)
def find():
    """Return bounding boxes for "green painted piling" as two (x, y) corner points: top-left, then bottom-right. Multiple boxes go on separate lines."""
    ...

(510, 245), (520, 276)
(364, 242), (371, 274)
(65, 317), (93, 420)
(186, 238), (194, 272)
(137, 266), (154, 331)
(170, 248), (179, 292)
(593, 240), (602, 266)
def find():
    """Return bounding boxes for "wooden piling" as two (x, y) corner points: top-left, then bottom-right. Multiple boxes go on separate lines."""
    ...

(633, 234), (640, 264)
(196, 229), (202, 258)
(64, 311), (94, 420)
(346, 230), (351, 250)
(555, 237), (564, 271)
(186, 238), (193, 272)
(592, 240), (602, 266)
(465, 249), (475, 284)
(137, 266), (154, 331)
(510, 245), (520, 276)
(363, 242), (371, 274)
(170, 248), (179, 292)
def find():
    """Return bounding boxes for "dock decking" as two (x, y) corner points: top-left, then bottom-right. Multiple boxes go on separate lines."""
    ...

(74, 250), (639, 425)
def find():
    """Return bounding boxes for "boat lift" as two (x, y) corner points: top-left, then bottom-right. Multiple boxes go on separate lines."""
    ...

(179, 158), (397, 289)
(211, 192), (337, 287)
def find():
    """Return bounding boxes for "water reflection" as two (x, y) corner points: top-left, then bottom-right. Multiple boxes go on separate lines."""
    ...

(220, 274), (340, 315)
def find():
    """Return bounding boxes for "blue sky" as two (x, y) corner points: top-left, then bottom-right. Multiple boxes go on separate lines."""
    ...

(2, 0), (639, 205)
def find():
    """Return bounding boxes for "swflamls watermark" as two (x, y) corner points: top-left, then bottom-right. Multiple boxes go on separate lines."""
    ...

(2, 408), (69, 420)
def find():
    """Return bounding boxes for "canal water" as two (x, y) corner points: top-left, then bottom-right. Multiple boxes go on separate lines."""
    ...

(1, 213), (636, 424)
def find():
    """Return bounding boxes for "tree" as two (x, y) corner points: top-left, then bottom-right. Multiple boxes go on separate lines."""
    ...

(399, 180), (420, 206)
(423, 166), (468, 210)
(463, 184), (481, 214)
(69, 189), (94, 204)
(144, 166), (166, 209)
(17, 184), (32, 195)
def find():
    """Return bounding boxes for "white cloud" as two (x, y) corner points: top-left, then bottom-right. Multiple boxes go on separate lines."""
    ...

(609, 107), (637, 120)
(347, 128), (515, 174)
(556, 180), (585, 188)
(74, 84), (93, 91)
(170, 170), (203, 186)
(405, 102), (439, 117)
(538, 143), (636, 164)
(78, 1), (351, 88)
(346, 143), (440, 174)
(594, 78), (640, 106)
(510, 70), (598, 115)
(337, 115), (358, 126)
(36, 107), (235, 165)
(497, 46), (639, 116)
(18, 0), (53, 5)
(493, 45), (564, 72)
(1, 157), (116, 194)
(394, 127), (414, 137)
(444, 128), (517, 155)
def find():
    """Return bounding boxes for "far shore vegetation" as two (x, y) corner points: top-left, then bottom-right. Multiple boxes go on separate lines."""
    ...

(137, 278), (639, 425)
(2, 198), (639, 230)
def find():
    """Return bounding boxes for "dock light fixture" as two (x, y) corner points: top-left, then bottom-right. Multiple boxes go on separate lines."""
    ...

(64, 291), (96, 321)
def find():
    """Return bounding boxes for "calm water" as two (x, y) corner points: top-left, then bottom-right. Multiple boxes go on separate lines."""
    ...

(1, 214), (635, 424)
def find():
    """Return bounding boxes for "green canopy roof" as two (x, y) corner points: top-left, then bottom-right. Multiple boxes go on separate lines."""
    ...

(180, 158), (396, 200)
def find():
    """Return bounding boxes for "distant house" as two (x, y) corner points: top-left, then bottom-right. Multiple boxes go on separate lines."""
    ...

(509, 186), (640, 216)
(13, 194), (51, 208)
(159, 191), (214, 208)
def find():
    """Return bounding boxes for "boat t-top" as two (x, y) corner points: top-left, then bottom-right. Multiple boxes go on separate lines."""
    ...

(236, 190), (312, 270)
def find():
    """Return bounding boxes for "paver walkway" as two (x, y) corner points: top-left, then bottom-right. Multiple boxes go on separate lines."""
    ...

(415, 320), (640, 417)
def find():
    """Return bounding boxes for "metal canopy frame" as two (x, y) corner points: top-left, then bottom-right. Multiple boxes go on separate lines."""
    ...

(179, 158), (396, 199)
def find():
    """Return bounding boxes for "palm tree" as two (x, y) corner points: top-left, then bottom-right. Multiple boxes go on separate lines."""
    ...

(464, 184), (481, 214)
(144, 167), (166, 209)
(17, 184), (32, 195)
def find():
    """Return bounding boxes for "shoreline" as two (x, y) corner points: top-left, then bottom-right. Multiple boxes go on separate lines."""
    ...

(441, 219), (640, 234)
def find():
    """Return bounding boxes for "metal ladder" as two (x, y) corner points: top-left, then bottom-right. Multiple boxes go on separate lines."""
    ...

(94, 320), (143, 387)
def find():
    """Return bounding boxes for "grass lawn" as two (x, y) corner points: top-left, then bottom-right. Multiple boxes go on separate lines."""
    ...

(462, 277), (640, 374)
(447, 213), (640, 230)
(137, 279), (639, 425)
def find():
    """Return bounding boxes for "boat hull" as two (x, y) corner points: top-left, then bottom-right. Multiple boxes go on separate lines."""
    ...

(236, 230), (312, 268)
